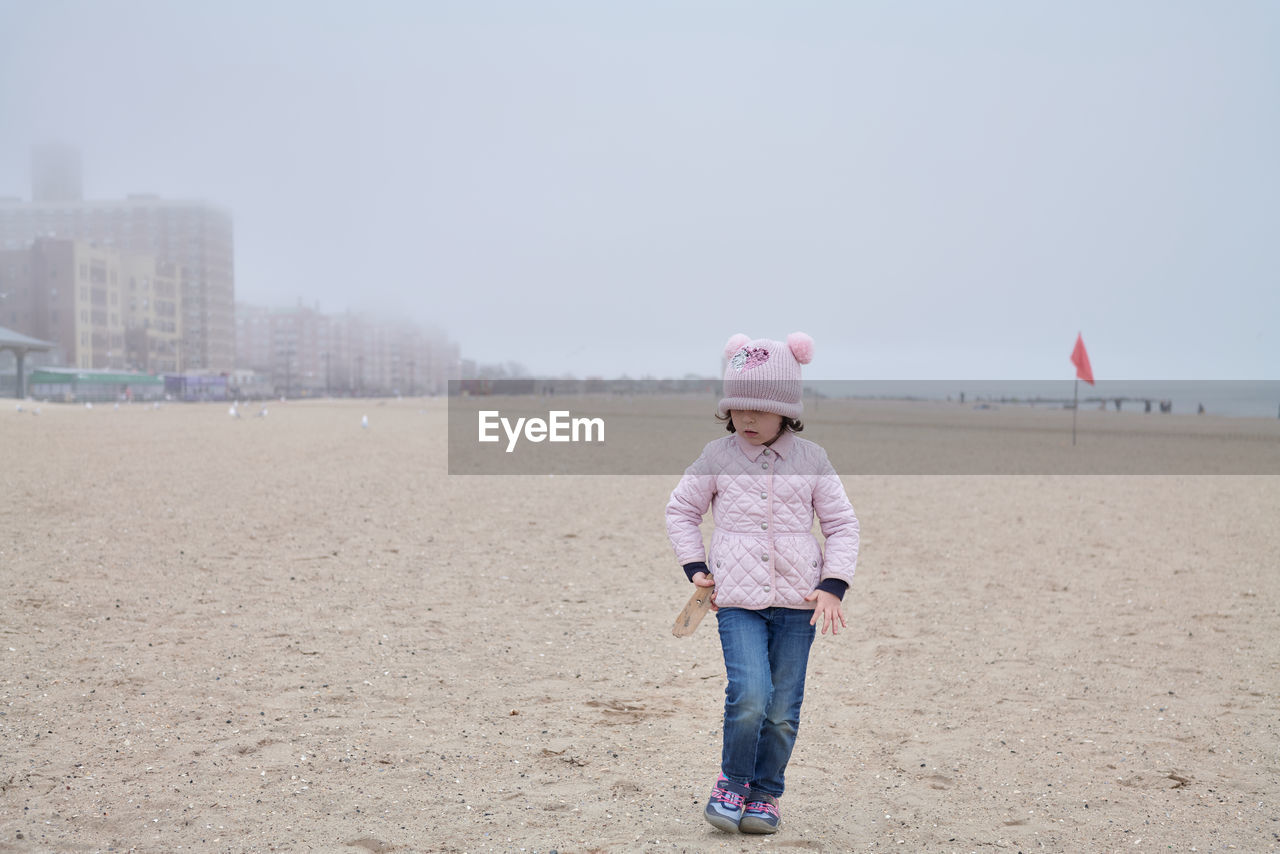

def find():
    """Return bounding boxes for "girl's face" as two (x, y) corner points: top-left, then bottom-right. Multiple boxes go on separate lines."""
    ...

(731, 409), (783, 445)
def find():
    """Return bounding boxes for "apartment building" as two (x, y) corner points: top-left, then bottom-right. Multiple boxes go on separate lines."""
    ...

(236, 301), (459, 396)
(0, 238), (182, 372)
(120, 253), (182, 374)
(0, 148), (234, 371)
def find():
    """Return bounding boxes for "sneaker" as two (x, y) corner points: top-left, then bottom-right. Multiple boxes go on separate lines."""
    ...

(704, 774), (751, 832)
(739, 792), (780, 834)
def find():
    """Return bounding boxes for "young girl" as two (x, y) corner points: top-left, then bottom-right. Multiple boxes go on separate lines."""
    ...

(666, 332), (860, 835)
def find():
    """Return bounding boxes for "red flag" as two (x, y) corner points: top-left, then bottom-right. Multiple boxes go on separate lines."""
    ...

(1071, 333), (1094, 385)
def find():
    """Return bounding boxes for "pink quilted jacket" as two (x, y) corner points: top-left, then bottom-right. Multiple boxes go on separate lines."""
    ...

(665, 431), (859, 610)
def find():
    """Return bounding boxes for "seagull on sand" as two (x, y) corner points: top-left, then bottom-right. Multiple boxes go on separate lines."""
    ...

(361, 414), (369, 429)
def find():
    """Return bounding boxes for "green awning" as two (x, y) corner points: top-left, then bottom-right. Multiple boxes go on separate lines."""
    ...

(28, 369), (165, 386)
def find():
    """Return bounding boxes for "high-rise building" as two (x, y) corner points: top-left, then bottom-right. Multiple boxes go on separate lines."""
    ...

(0, 237), (183, 373)
(233, 302), (275, 376)
(0, 148), (234, 371)
(119, 253), (182, 374)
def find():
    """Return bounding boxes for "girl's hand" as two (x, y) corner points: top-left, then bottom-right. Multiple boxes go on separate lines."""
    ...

(692, 571), (718, 611)
(804, 589), (847, 635)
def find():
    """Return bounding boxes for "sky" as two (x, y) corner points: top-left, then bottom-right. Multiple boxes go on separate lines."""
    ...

(1, 0), (1276, 380)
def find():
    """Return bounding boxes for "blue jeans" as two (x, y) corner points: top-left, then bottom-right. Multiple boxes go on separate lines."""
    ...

(716, 606), (816, 797)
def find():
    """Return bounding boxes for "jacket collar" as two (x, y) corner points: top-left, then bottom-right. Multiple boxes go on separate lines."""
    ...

(733, 429), (796, 461)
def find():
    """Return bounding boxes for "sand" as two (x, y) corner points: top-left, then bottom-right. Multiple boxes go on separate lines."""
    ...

(1, 397), (1277, 853)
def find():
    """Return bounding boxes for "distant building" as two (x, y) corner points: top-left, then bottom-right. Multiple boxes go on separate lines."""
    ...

(0, 237), (183, 373)
(1, 237), (127, 370)
(0, 146), (235, 372)
(227, 368), (272, 399)
(164, 371), (228, 402)
(119, 253), (183, 374)
(0, 250), (36, 335)
(234, 300), (334, 396)
(235, 300), (460, 396)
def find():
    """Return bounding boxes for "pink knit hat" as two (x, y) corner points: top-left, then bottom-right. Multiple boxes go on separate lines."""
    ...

(717, 332), (814, 419)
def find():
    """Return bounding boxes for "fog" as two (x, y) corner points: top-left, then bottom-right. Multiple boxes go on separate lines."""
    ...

(2, 1), (1276, 380)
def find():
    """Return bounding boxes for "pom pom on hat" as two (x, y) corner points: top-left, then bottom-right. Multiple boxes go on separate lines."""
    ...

(723, 333), (750, 358)
(787, 332), (814, 365)
(718, 332), (813, 419)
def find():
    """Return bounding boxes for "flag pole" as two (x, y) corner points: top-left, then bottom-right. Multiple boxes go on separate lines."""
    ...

(1070, 333), (1092, 446)
(1072, 378), (1078, 445)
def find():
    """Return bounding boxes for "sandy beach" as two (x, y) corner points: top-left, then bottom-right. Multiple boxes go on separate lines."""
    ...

(1, 397), (1277, 853)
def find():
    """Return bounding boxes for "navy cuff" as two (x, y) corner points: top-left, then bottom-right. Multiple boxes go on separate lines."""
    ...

(814, 578), (848, 600)
(682, 561), (708, 582)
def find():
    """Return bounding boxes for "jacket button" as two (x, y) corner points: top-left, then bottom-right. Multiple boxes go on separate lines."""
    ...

(763, 584), (771, 592)
(761, 462), (769, 470)
(762, 449), (771, 456)
(760, 492), (767, 500)
(760, 522), (768, 530)
(811, 560), (818, 567)
(760, 554), (769, 562)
